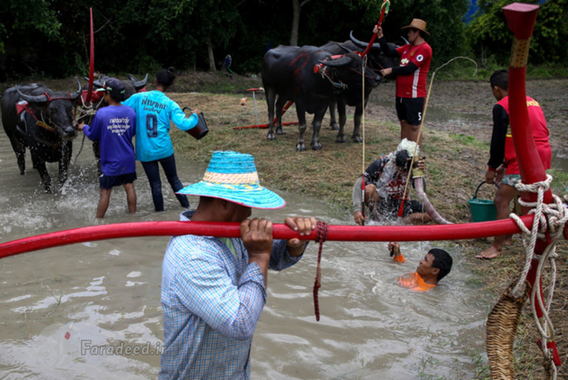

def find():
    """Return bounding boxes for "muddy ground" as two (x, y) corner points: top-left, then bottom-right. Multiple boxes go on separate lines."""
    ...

(2, 72), (568, 378)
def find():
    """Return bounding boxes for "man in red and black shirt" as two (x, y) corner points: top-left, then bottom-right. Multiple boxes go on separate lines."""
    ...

(477, 70), (551, 259)
(374, 19), (432, 145)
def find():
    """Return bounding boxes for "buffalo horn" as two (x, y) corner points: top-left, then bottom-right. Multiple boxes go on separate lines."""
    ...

(350, 30), (381, 51)
(320, 55), (352, 67)
(70, 78), (82, 100)
(336, 43), (353, 54)
(16, 86), (48, 104)
(132, 73), (149, 89)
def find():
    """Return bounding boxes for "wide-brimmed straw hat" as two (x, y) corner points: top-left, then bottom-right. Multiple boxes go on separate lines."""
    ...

(401, 18), (430, 35)
(177, 151), (286, 209)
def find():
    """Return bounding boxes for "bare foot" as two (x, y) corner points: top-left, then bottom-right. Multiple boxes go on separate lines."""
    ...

(503, 236), (512, 246)
(477, 245), (502, 260)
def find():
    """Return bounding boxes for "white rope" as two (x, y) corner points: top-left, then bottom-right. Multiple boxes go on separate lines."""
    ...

(508, 174), (568, 378)
(73, 96), (104, 164)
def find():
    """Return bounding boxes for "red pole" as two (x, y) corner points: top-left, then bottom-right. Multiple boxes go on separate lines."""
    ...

(502, 3), (560, 366)
(0, 217), (534, 259)
(361, 1), (389, 57)
(86, 8), (95, 104)
(502, 2), (550, 318)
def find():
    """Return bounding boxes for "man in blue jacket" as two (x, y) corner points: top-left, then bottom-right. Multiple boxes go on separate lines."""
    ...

(123, 68), (201, 212)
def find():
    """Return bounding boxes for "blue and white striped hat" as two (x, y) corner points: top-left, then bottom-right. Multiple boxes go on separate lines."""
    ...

(176, 151), (286, 209)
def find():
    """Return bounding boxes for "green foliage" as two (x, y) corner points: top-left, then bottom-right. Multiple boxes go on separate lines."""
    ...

(0, 0), (565, 80)
(379, 0), (470, 64)
(466, 0), (568, 66)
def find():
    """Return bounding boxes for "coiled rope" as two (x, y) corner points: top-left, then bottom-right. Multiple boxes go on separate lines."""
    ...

(505, 175), (568, 379)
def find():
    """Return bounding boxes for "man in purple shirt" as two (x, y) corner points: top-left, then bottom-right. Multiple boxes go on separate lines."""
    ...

(79, 78), (137, 218)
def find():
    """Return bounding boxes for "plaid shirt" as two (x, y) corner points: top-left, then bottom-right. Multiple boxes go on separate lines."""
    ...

(159, 211), (304, 379)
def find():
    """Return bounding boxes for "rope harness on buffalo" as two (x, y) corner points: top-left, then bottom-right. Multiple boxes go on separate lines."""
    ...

(312, 221), (329, 321)
(73, 94), (105, 163)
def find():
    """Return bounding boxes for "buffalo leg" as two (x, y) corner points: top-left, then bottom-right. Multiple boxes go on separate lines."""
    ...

(93, 140), (102, 175)
(31, 152), (52, 193)
(7, 134), (26, 174)
(59, 141), (72, 187)
(328, 99), (339, 130)
(335, 98), (348, 143)
(295, 103), (308, 152)
(266, 90), (276, 141)
(351, 103), (363, 143)
(310, 108), (326, 151)
(275, 97), (287, 135)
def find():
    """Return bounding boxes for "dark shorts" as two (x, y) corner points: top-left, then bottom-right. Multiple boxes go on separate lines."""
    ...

(99, 172), (137, 190)
(378, 197), (424, 218)
(396, 97), (425, 125)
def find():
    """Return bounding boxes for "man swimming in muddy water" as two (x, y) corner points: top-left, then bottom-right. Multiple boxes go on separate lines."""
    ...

(477, 70), (551, 260)
(352, 138), (431, 225)
(389, 242), (452, 291)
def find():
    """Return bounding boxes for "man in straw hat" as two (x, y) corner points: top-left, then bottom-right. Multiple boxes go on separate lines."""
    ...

(159, 151), (317, 379)
(372, 18), (432, 145)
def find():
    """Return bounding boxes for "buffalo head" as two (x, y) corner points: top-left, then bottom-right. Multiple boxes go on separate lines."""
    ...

(349, 30), (398, 74)
(16, 78), (82, 141)
(319, 52), (382, 88)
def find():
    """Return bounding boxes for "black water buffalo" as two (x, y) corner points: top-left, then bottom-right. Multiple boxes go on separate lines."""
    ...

(319, 31), (398, 143)
(262, 45), (381, 151)
(1, 79), (82, 192)
(91, 73), (148, 100)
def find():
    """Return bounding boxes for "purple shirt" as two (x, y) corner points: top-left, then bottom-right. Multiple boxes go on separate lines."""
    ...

(83, 105), (137, 176)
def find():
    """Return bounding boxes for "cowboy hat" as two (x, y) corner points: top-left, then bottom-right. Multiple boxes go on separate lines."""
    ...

(177, 151), (286, 209)
(401, 19), (430, 35)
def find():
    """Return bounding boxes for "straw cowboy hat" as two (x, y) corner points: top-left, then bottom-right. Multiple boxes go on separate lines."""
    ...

(401, 18), (430, 35)
(177, 151), (286, 209)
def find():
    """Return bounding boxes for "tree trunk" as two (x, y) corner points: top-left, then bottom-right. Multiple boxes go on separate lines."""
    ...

(290, 0), (300, 46)
(207, 35), (216, 72)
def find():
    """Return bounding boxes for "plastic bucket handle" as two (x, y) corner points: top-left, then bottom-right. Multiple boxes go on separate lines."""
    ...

(472, 180), (499, 199)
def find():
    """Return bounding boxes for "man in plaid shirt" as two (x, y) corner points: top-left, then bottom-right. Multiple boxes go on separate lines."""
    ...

(159, 151), (317, 379)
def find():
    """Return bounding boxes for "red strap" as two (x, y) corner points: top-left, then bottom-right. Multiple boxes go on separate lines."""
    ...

(313, 221), (329, 321)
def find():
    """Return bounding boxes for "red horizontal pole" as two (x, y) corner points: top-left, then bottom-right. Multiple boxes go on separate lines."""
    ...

(235, 122), (298, 130)
(0, 216), (533, 259)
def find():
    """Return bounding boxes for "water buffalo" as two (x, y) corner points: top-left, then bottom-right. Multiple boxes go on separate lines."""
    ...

(1, 79), (82, 192)
(319, 31), (398, 143)
(262, 45), (381, 151)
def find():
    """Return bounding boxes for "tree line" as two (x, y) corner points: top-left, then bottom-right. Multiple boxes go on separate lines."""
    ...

(0, 0), (566, 81)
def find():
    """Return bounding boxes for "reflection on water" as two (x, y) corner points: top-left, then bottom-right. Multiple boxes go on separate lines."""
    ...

(0, 132), (488, 379)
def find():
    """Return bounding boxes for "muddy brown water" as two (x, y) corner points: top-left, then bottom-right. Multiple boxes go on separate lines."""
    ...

(0, 128), (491, 379)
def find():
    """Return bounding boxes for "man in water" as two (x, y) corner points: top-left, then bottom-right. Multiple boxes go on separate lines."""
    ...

(352, 138), (431, 225)
(389, 242), (452, 291)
